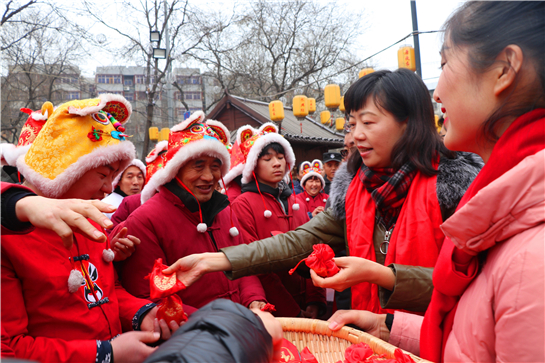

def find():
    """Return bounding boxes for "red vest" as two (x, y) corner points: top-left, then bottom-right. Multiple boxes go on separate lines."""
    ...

(345, 167), (445, 314)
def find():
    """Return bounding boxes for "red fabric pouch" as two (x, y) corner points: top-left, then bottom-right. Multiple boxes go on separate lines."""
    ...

(156, 294), (188, 325)
(145, 258), (186, 299)
(289, 244), (339, 278)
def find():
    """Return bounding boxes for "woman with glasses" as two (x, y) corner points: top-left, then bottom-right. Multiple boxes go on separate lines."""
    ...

(163, 67), (484, 316)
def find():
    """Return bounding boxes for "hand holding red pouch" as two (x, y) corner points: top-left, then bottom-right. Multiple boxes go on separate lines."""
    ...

(145, 258), (186, 299)
(156, 294), (188, 325)
(289, 244), (340, 278)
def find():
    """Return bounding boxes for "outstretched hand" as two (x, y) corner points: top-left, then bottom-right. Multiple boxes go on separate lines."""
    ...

(162, 252), (232, 287)
(15, 196), (116, 249)
(327, 309), (389, 341)
(310, 256), (395, 291)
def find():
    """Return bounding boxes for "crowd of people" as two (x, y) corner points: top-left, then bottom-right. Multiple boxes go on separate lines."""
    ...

(1, 1), (544, 362)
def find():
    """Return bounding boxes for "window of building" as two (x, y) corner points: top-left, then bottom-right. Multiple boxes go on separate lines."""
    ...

(124, 78), (133, 86)
(66, 91), (80, 100)
(190, 76), (201, 84)
(124, 93), (134, 101)
(97, 91), (123, 96)
(184, 93), (192, 100)
(97, 74), (122, 84)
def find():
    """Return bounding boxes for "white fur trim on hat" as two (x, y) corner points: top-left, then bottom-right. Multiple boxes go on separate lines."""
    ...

(1, 143), (17, 166)
(236, 125), (258, 144)
(171, 111), (205, 132)
(300, 171), (325, 190)
(140, 138), (231, 203)
(222, 162), (245, 189)
(67, 94), (132, 124)
(146, 140), (168, 163)
(240, 133), (296, 184)
(17, 141), (136, 198)
(112, 159), (146, 189)
(259, 122), (279, 133)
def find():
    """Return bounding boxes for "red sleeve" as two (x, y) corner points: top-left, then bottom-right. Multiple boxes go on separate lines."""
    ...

(111, 198), (131, 230)
(113, 269), (153, 332)
(117, 213), (168, 300)
(231, 197), (260, 245)
(295, 194), (310, 214)
(1, 253), (96, 362)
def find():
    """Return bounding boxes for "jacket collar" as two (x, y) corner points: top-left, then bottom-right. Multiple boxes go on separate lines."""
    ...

(164, 179), (229, 226)
(241, 179), (292, 213)
(442, 149), (545, 255)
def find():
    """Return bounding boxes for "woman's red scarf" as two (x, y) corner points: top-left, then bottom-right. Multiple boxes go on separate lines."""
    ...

(420, 108), (545, 362)
(345, 160), (444, 314)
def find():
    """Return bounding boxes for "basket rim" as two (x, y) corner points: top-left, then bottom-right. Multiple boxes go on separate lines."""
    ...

(277, 317), (432, 363)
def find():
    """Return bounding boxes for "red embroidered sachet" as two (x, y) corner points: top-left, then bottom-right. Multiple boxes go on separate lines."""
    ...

(261, 303), (276, 312)
(300, 347), (318, 363)
(344, 343), (374, 363)
(393, 349), (416, 363)
(156, 294), (188, 325)
(288, 244), (340, 277)
(275, 338), (301, 363)
(145, 258), (186, 299)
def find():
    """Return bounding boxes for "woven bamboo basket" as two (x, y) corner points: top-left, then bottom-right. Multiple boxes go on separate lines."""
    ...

(278, 318), (432, 363)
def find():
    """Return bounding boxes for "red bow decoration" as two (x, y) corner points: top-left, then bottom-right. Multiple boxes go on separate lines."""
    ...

(288, 244), (339, 278)
(145, 258), (186, 299)
(156, 294), (188, 325)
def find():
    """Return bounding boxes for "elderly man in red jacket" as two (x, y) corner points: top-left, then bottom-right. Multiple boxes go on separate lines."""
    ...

(118, 112), (267, 314)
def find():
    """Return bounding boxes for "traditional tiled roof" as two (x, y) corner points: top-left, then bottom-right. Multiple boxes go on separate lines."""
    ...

(229, 95), (343, 145)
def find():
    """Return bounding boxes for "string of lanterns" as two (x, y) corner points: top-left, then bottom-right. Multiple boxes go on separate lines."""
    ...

(267, 44), (417, 134)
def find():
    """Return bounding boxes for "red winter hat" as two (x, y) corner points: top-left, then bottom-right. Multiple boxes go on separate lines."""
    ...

(140, 111), (231, 203)
(144, 140), (168, 185)
(2, 102), (53, 166)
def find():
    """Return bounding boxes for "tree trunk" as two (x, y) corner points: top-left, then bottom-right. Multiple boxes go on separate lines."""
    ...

(141, 102), (154, 162)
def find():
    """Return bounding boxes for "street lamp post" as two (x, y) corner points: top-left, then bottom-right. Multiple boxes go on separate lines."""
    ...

(410, 0), (422, 78)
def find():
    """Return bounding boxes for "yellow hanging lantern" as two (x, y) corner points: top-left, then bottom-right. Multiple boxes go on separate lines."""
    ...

(339, 96), (345, 113)
(149, 127), (159, 141)
(398, 45), (416, 72)
(159, 128), (170, 142)
(320, 110), (331, 125)
(324, 84), (341, 111)
(292, 95), (309, 121)
(335, 118), (345, 131)
(269, 100), (285, 122)
(435, 114), (442, 133)
(358, 68), (375, 78)
(307, 98), (316, 114)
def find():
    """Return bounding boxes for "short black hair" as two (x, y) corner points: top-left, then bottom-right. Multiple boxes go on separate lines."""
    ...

(344, 68), (455, 175)
(258, 142), (285, 159)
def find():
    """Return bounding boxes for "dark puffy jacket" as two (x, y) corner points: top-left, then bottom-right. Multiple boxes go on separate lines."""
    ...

(144, 299), (273, 363)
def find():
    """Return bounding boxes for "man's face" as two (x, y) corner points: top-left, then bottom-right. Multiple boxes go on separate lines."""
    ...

(343, 133), (355, 161)
(118, 166), (144, 196)
(255, 147), (286, 188)
(324, 160), (340, 180)
(61, 161), (121, 200)
(176, 156), (222, 203)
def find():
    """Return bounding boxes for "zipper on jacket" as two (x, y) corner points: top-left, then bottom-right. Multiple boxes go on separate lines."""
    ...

(379, 226), (395, 255)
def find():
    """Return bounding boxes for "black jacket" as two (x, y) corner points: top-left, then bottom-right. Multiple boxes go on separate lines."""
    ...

(144, 299), (273, 363)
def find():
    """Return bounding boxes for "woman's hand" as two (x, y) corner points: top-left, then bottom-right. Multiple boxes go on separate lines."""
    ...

(140, 306), (183, 340)
(328, 310), (390, 341)
(15, 196), (115, 249)
(311, 206), (325, 217)
(110, 227), (141, 261)
(162, 252), (232, 287)
(310, 256), (395, 291)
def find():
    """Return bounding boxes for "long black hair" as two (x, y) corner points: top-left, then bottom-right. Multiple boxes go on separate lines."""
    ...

(443, 1), (545, 141)
(344, 68), (454, 176)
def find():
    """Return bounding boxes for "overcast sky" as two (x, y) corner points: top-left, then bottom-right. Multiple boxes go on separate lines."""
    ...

(41, 0), (465, 89)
